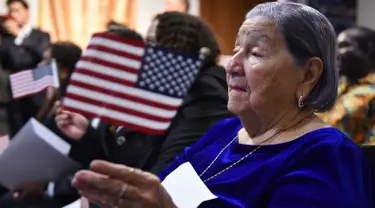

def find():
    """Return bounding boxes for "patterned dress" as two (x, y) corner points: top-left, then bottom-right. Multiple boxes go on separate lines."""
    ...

(317, 73), (375, 144)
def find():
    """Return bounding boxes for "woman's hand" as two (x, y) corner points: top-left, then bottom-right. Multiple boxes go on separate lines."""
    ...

(72, 160), (176, 208)
(55, 101), (89, 140)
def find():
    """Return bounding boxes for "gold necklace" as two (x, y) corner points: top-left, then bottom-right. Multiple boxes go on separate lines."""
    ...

(199, 131), (280, 183)
(200, 114), (315, 182)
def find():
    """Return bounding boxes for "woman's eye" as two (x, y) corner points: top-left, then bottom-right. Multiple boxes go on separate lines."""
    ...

(251, 52), (263, 57)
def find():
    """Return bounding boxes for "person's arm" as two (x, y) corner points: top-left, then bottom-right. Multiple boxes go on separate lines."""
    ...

(4, 31), (50, 70)
(35, 87), (56, 121)
(68, 122), (112, 168)
(150, 72), (233, 175)
(268, 142), (372, 208)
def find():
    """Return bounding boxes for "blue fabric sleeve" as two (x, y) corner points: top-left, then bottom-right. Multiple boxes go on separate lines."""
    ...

(268, 140), (372, 208)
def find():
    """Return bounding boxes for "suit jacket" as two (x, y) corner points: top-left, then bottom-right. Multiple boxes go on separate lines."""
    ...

(68, 65), (234, 175)
(0, 28), (50, 136)
(0, 28), (50, 72)
(0, 65), (9, 104)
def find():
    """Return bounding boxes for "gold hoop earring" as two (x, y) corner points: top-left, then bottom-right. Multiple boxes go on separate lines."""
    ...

(298, 96), (304, 108)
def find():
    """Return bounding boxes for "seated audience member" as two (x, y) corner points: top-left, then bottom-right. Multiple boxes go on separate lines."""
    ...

(36, 41), (82, 121)
(56, 12), (232, 176)
(0, 42), (82, 208)
(69, 2), (372, 208)
(318, 26), (375, 144)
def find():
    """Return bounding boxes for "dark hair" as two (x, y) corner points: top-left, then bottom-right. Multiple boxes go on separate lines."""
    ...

(107, 26), (144, 43)
(246, 2), (338, 112)
(107, 20), (129, 31)
(51, 42), (82, 72)
(342, 26), (375, 64)
(6, 0), (29, 9)
(153, 12), (220, 69)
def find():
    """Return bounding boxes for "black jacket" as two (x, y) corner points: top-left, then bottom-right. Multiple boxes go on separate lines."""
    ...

(0, 28), (50, 136)
(68, 65), (233, 175)
(0, 28), (50, 72)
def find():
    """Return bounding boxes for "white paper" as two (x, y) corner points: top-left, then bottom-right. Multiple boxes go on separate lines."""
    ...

(62, 199), (81, 208)
(0, 118), (80, 190)
(161, 162), (217, 208)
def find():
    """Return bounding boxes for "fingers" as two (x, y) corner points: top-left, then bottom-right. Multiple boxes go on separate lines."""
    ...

(72, 170), (139, 200)
(90, 160), (159, 186)
(54, 101), (63, 115)
(55, 113), (73, 127)
(12, 192), (20, 200)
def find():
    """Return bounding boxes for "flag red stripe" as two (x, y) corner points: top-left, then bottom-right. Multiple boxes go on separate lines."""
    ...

(65, 93), (174, 122)
(92, 33), (146, 48)
(68, 80), (179, 110)
(12, 77), (54, 98)
(63, 106), (166, 135)
(86, 45), (143, 62)
(79, 57), (139, 75)
(74, 68), (136, 87)
(13, 85), (50, 99)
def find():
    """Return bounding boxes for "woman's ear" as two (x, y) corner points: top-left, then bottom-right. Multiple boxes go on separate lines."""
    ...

(298, 57), (324, 97)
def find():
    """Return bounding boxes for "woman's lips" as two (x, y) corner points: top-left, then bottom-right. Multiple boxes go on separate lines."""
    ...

(229, 85), (247, 92)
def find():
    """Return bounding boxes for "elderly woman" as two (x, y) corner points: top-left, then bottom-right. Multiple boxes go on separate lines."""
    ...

(318, 26), (375, 144)
(69, 2), (371, 208)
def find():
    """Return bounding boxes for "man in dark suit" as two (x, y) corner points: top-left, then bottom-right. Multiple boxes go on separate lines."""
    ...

(0, 0), (50, 136)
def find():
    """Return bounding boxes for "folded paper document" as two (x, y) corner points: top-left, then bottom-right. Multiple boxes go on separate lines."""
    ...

(0, 118), (80, 190)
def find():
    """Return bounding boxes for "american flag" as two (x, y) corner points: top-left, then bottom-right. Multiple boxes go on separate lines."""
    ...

(10, 61), (60, 99)
(63, 33), (204, 135)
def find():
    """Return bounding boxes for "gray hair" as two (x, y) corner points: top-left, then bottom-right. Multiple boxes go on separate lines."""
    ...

(246, 2), (338, 113)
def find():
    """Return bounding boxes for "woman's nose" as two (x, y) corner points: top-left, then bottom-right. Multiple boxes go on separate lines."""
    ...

(226, 53), (244, 76)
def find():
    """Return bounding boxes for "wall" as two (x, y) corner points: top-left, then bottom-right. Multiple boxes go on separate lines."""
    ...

(1, 0), (373, 34)
(0, 0), (199, 36)
(134, 0), (199, 36)
(357, 0), (375, 30)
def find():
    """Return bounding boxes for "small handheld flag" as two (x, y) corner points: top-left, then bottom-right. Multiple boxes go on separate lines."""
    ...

(10, 60), (59, 99)
(63, 32), (207, 135)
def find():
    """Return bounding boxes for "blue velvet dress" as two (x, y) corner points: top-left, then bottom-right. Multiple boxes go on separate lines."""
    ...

(160, 117), (372, 208)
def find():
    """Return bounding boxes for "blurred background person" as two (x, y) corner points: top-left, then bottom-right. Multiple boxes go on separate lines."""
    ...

(165, 0), (189, 13)
(0, 0), (50, 71)
(0, 0), (50, 137)
(318, 26), (375, 144)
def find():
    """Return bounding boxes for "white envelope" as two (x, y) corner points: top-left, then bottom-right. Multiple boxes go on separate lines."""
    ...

(161, 162), (217, 208)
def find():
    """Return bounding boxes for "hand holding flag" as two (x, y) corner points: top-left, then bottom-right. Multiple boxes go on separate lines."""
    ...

(62, 32), (208, 135)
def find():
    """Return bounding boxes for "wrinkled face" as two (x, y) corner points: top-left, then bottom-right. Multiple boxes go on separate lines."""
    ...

(226, 17), (304, 123)
(337, 31), (371, 78)
(8, 2), (29, 26)
(165, 0), (187, 12)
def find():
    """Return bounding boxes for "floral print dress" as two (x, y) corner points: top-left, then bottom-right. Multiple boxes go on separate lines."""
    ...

(317, 73), (375, 144)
